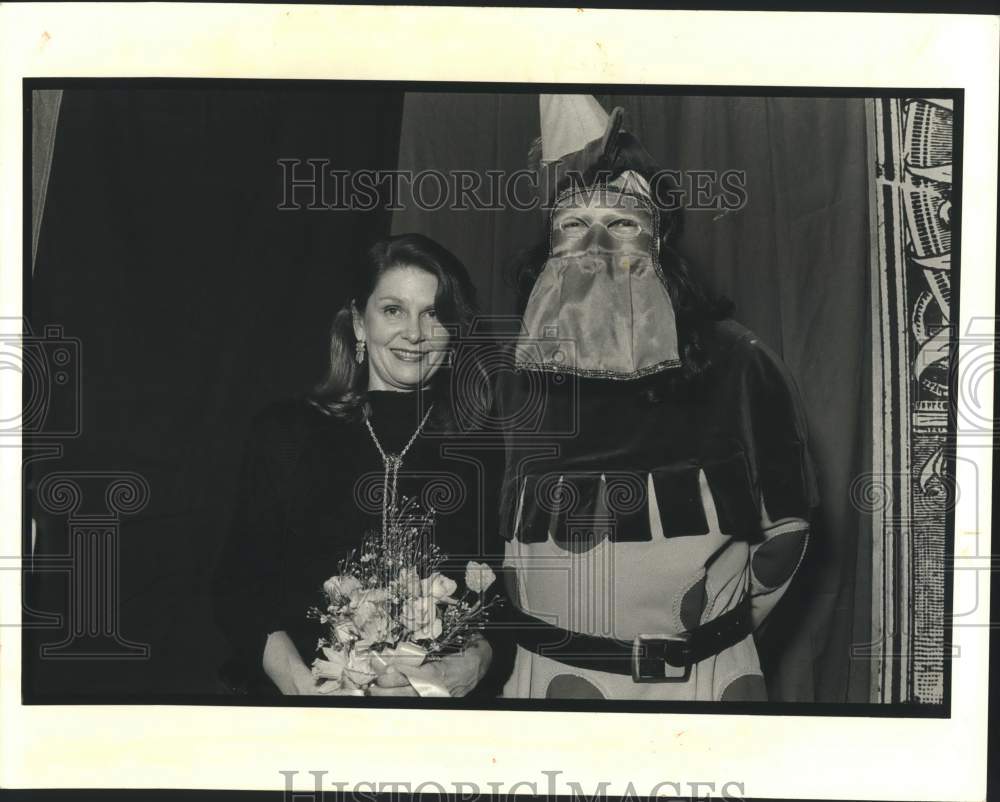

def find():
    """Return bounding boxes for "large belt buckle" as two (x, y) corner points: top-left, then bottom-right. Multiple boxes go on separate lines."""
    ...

(632, 633), (692, 683)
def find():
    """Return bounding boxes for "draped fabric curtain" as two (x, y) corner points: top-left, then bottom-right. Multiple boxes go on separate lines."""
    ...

(394, 93), (872, 703)
(392, 92), (544, 316)
(28, 87), (871, 701)
(31, 89), (63, 272)
(27, 88), (404, 695)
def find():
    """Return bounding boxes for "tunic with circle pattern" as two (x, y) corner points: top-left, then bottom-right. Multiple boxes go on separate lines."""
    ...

(496, 319), (818, 701)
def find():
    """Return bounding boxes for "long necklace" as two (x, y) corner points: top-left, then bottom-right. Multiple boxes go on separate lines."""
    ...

(363, 402), (434, 535)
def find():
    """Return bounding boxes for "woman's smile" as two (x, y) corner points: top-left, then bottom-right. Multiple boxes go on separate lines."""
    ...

(390, 346), (431, 363)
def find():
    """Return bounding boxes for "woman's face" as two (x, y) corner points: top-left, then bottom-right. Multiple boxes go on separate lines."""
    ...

(352, 265), (450, 392)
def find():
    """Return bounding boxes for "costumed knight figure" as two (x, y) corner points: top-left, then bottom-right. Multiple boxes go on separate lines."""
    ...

(497, 95), (819, 700)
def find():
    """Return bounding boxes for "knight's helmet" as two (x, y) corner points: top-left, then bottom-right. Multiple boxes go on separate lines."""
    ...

(515, 95), (682, 380)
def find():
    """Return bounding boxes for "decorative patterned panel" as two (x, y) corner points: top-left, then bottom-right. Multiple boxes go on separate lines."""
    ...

(866, 97), (953, 704)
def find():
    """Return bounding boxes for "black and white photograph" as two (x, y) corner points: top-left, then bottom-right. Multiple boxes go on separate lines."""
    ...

(1, 5), (995, 802)
(20, 84), (959, 710)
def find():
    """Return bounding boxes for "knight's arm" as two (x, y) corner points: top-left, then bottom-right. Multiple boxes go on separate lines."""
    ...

(747, 502), (810, 629)
(737, 332), (819, 629)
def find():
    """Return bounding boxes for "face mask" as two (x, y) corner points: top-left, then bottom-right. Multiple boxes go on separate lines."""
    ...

(515, 175), (682, 379)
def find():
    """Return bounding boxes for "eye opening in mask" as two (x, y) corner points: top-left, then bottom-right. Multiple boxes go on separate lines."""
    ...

(548, 184), (662, 264)
(557, 215), (645, 240)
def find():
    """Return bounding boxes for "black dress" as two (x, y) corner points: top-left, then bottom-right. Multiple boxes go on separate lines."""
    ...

(212, 388), (512, 697)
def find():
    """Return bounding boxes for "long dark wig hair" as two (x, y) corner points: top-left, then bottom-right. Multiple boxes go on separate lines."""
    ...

(510, 171), (734, 401)
(308, 233), (492, 430)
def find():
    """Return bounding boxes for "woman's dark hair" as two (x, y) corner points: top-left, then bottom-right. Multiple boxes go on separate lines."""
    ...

(510, 173), (733, 399)
(309, 233), (491, 430)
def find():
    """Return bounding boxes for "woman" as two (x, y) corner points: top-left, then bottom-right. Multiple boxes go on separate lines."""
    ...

(213, 233), (509, 697)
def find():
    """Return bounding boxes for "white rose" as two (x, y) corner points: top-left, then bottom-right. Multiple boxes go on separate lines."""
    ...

(324, 574), (362, 601)
(357, 587), (390, 605)
(402, 596), (443, 641)
(356, 608), (392, 645)
(352, 598), (378, 624)
(332, 620), (359, 645)
(419, 572), (458, 601)
(464, 561), (497, 594)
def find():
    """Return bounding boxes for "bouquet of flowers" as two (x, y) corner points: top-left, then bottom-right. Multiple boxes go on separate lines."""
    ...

(307, 498), (500, 696)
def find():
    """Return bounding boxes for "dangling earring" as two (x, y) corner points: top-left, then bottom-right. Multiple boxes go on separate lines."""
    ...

(355, 339), (366, 365)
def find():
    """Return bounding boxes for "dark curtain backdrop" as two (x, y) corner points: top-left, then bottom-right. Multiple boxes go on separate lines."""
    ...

(27, 89), (872, 703)
(393, 93), (872, 703)
(27, 87), (404, 696)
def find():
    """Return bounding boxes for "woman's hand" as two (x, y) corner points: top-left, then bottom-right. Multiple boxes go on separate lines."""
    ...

(266, 631), (494, 697)
(369, 636), (494, 697)
(432, 635), (493, 697)
(368, 667), (419, 697)
(289, 662), (352, 695)
(264, 630), (361, 695)
(289, 662), (328, 695)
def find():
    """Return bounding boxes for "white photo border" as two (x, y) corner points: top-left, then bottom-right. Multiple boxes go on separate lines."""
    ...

(0, 5), (996, 801)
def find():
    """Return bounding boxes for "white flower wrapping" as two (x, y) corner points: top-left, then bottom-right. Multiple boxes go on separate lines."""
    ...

(307, 501), (499, 696)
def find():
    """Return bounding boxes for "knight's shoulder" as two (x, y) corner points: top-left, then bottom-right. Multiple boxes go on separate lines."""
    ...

(705, 319), (764, 357)
(704, 319), (794, 380)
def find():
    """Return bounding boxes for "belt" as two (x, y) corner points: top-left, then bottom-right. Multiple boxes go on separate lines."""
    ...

(509, 595), (753, 682)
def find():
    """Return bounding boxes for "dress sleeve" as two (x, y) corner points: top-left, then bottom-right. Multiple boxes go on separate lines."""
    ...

(470, 432), (518, 699)
(211, 403), (304, 689)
